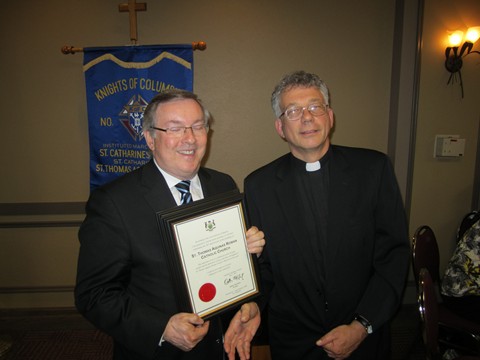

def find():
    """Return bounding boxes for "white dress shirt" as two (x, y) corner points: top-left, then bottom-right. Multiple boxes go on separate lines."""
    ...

(153, 159), (205, 205)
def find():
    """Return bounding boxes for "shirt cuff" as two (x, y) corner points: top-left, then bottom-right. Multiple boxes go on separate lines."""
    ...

(159, 333), (166, 346)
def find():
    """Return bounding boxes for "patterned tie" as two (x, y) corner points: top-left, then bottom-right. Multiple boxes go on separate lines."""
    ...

(175, 180), (193, 205)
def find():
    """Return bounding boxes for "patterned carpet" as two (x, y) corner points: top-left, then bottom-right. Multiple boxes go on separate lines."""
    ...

(0, 308), (111, 360)
(0, 305), (425, 360)
(2, 330), (112, 360)
(390, 306), (425, 360)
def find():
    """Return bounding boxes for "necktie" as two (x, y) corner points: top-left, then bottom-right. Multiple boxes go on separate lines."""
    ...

(175, 180), (193, 205)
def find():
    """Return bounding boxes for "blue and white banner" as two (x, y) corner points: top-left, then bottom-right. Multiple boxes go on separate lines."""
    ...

(83, 44), (193, 190)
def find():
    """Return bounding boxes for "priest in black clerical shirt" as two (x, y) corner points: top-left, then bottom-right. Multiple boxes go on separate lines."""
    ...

(241, 71), (410, 359)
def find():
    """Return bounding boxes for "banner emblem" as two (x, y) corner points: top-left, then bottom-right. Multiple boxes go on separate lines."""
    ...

(119, 95), (149, 141)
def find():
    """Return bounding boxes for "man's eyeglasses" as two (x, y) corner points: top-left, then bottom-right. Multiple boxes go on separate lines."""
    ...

(280, 104), (329, 121)
(150, 124), (209, 137)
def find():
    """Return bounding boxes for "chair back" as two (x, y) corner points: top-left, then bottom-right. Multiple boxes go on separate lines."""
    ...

(419, 268), (441, 359)
(457, 211), (480, 242)
(419, 269), (480, 360)
(412, 225), (441, 286)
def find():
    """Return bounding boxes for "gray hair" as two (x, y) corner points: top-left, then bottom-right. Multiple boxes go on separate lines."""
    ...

(271, 71), (330, 118)
(142, 88), (211, 138)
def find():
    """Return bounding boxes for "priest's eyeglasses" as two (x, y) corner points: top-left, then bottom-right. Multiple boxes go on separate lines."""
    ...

(150, 124), (209, 137)
(280, 104), (329, 121)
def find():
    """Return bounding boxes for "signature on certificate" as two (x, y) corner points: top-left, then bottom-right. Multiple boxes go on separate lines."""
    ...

(224, 272), (245, 285)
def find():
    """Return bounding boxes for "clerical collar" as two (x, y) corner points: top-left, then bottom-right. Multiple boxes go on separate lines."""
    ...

(291, 148), (331, 172)
(306, 161), (321, 172)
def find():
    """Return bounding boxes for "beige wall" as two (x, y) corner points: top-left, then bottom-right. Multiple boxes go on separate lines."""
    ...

(0, 0), (478, 308)
(410, 0), (480, 273)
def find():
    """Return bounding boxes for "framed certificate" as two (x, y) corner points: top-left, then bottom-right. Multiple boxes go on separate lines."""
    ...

(156, 190), (260, 319)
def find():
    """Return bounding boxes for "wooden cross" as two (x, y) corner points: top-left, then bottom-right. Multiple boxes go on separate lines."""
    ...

(119, 0), (147, 44)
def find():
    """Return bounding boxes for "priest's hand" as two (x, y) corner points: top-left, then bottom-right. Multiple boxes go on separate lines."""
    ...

(224, 302), (261, 360)
(316, 321), (367, 359)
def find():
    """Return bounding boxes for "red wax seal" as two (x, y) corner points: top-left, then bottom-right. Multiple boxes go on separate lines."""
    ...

(198, 283), (216, 302)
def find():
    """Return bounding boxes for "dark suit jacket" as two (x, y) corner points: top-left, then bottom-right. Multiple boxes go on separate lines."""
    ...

(75, 160), (237, 360)
(244, 145), (410, 359)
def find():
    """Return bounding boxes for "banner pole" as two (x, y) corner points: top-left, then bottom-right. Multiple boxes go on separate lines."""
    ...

(61, 42), (206, 55)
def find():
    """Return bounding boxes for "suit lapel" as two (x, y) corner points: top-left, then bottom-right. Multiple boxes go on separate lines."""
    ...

(140, 160), (177, 213)
(197, 168), (215, 197)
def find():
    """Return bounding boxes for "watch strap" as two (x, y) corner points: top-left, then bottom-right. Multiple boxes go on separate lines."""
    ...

(354, 314), (373, 334)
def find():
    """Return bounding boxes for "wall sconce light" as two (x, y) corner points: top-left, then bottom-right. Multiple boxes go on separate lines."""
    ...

(445, 26), (480, 97)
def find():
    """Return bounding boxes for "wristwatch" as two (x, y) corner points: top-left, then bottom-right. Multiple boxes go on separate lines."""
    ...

(354, 314), (373, 334)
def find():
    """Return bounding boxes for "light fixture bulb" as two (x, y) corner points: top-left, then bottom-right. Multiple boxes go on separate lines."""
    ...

(448, 30), (464, 47)
(465, 26), (480, 43)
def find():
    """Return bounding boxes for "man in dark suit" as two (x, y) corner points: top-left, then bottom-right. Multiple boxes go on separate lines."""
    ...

(75, 89), (263, 360)
(242, 71), (410, 359)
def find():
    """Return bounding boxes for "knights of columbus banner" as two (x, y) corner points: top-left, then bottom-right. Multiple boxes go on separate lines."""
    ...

(83, 44), (193, 191)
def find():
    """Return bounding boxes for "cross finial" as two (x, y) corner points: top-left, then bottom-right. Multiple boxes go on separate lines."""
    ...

(119, 0), (147, 44)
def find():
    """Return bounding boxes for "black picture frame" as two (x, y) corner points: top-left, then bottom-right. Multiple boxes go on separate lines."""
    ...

(156, 190), (260, 319)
